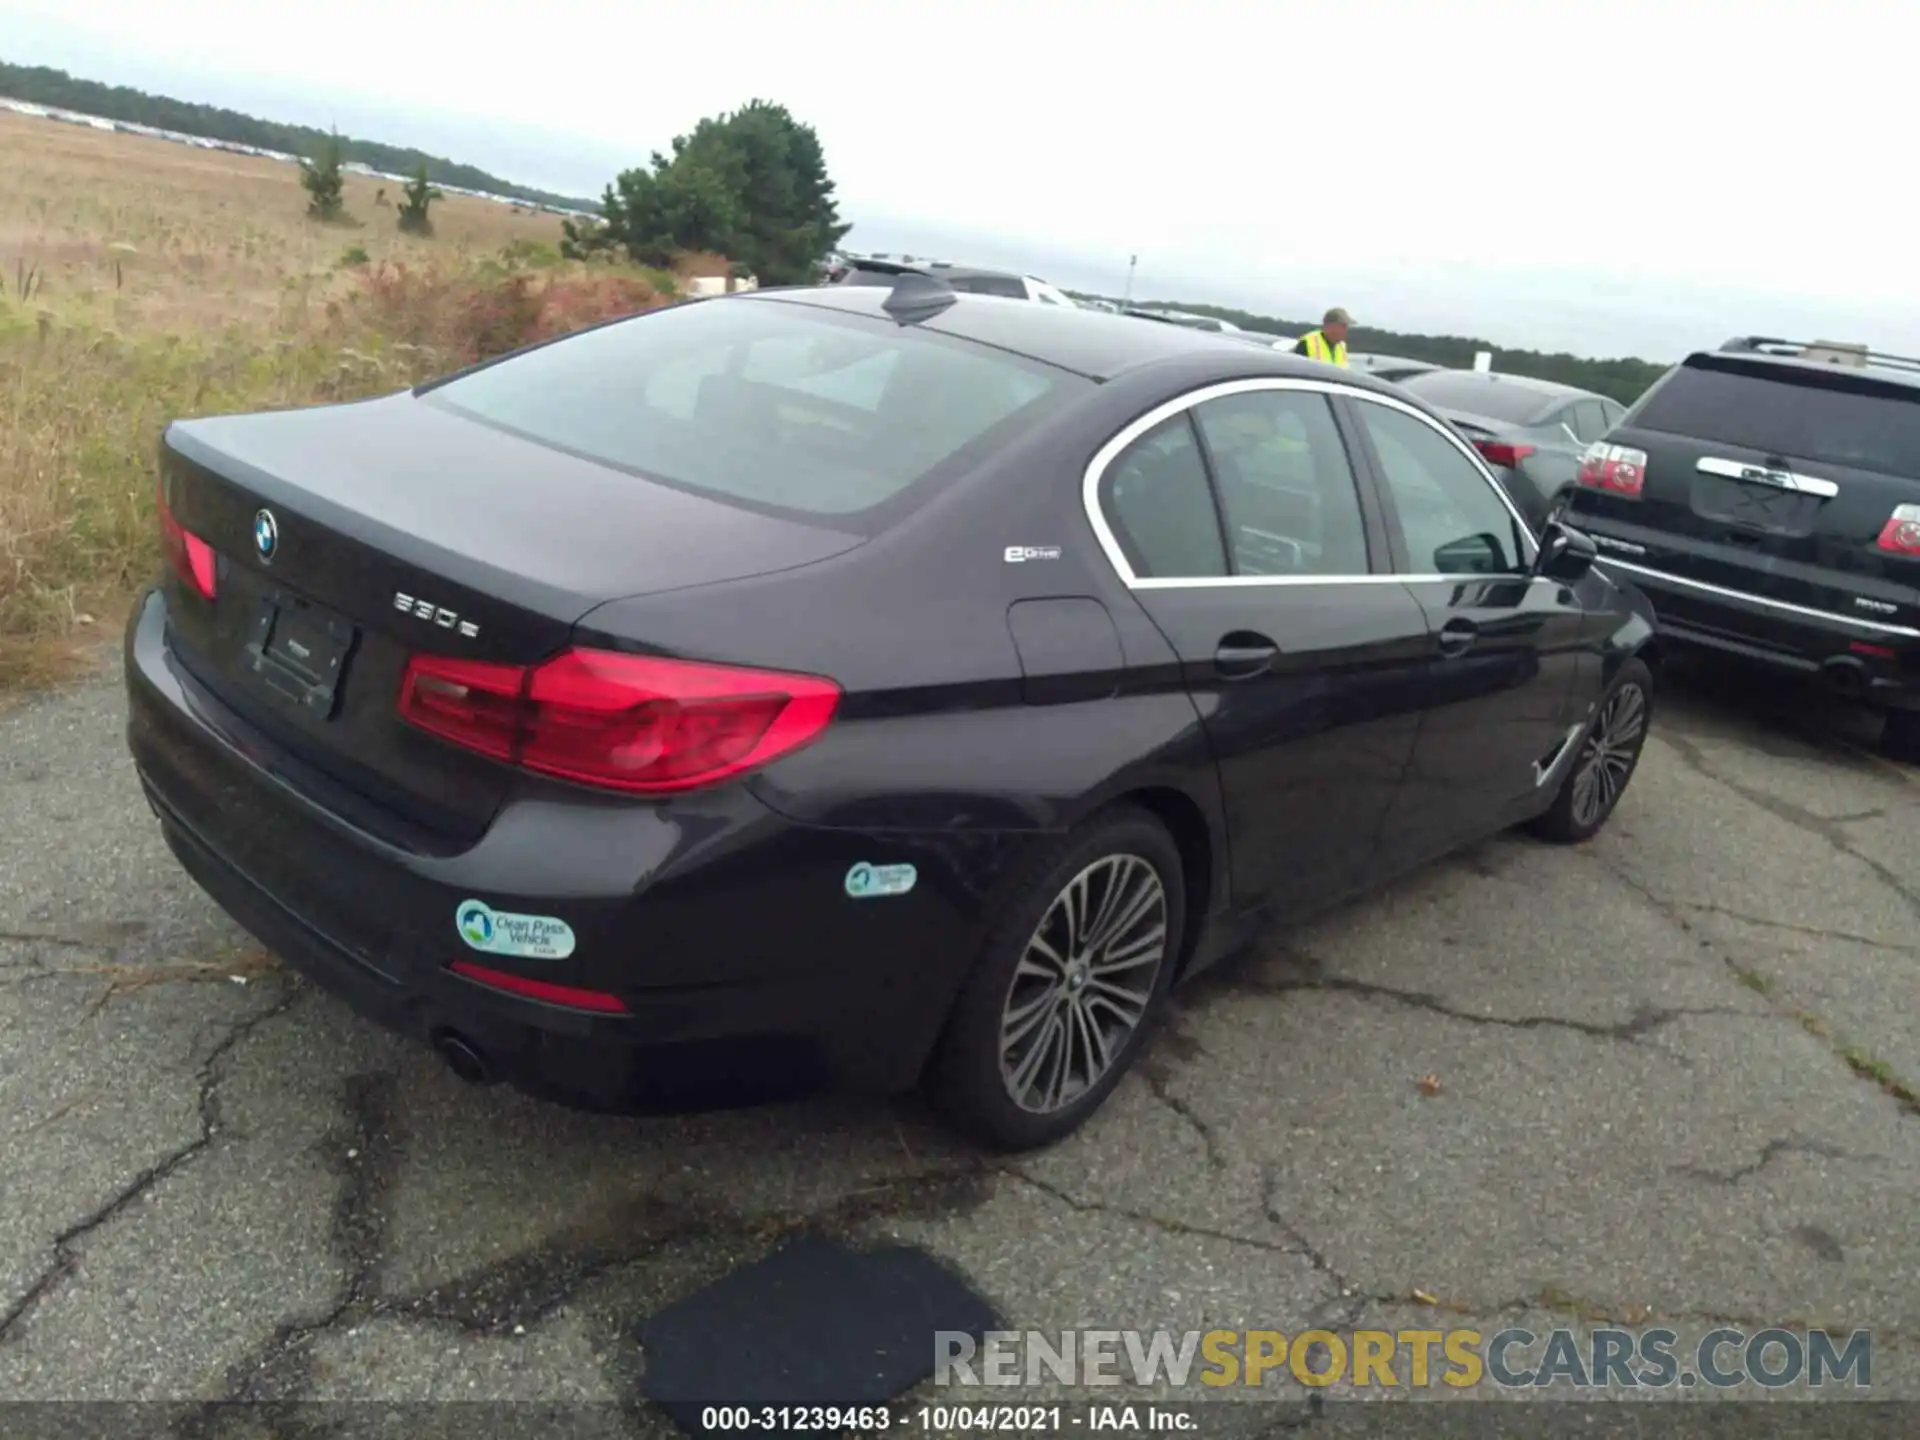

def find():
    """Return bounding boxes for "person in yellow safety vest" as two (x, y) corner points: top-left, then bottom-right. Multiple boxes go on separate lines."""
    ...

(1292, 307), (1352, 366)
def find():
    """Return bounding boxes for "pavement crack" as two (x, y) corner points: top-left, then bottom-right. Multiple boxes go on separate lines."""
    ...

(1256, 1167), (1366, 1309)
(0, 920), (146, 950)
(1657, 730), (1920, 921)
(1671, 1137), (1862, 1186)
(387, 1168), (992, 1340)
(189, 1069), (406, 1411)
(1669, 901), (1920, 958)
(1001, 1167), (1310, 1265)
(1235, 965), (1728, 1047)
(0, 985), (299, 1348)
(1598, 852), (1920, 1120)
(1137, 1061), (1225, 1171)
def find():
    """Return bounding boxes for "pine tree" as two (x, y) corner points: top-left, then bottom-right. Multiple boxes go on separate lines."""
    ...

(299, 130), (348, 223)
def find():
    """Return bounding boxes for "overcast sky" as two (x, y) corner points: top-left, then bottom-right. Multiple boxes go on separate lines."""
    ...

(5, 0), (1912, 360)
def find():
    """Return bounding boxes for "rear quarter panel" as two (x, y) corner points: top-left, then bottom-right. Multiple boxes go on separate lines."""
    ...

(571, 373), (1231, 844)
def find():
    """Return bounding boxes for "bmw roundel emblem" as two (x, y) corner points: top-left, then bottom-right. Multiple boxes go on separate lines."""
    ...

(253, 508), (278, 562)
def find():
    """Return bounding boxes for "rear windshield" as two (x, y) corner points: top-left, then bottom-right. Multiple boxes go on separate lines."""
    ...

(1629, 360), (1920, 476)
(1397, 371), (1553, 424)
(424, 297), (1087, 519)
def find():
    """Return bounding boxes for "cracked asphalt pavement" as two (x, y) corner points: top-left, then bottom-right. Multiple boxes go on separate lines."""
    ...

(1, 646), (1916, 1430)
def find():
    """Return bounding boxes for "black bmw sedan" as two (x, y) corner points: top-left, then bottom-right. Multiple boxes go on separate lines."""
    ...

(126, 273), (1658, 1150)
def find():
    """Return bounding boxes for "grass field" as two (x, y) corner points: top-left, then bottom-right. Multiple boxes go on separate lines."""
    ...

(0, 109), (666, 689)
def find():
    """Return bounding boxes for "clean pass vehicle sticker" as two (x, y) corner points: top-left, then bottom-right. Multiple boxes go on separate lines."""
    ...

(456, 899), (576, 959)
(845, 862), (917, 899)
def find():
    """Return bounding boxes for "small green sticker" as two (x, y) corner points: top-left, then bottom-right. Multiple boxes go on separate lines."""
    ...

(845, 862), (917, 899)
(455, 899), (576, 959)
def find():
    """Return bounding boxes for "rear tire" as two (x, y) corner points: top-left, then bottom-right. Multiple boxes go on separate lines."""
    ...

(1529, 657), (1653, 844)
(929, 808), (1185, 1152)
(1883, 708), (1920, 764)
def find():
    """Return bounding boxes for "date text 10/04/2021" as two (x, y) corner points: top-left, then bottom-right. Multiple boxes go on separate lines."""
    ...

(697, 1406), (1195, 1432)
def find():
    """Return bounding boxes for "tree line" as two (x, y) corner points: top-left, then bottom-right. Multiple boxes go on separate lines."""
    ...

(2, 56), (1677, 389)
(0, 60), (596, 214)
(1081, 295), (1670, 405)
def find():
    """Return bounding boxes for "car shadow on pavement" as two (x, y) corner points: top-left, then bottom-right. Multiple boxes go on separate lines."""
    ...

(1653, 648), (1902, 768)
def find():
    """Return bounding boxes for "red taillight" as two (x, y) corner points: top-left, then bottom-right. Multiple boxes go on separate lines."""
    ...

(397, 654), (525, 761)
(397, 647), (840, 793)
(448, 960), (628, 1013)
(1875, 504), (1920, 556)
(1474, 440), (1536, 469)
(1851, 641), (1898, 660)
(156, 478), (218, 600)
(1577, 442), (1648, 499)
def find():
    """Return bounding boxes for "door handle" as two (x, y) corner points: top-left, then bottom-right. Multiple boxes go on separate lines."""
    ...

(1436, 618), (1479, 658)
(1214, 632), (1278, 680)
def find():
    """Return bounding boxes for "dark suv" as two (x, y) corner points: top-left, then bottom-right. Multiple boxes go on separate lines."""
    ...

(1561, 337), (1920, 758)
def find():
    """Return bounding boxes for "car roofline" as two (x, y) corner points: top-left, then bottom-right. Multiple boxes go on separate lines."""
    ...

(735, 286), (1391, 384)
(1689, 345), (1920, 392)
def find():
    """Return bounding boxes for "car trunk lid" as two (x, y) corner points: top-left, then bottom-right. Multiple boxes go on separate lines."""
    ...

(156, 392), (866, 845)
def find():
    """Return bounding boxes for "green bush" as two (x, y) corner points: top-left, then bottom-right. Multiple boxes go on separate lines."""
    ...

(396, 164), (443, 236)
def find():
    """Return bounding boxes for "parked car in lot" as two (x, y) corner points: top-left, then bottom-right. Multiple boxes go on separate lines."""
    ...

(1221, 331), (1296, 352)
(1351, 353), (1442, 383)
(1125, 307), (1240, 332)
(128, 274), (1657, 1150)
(1393, 369), (1625, 532)
(825, 257), (1076, 306)
(1561, 335), (1920, 760)
(929, 265), (1079, 307)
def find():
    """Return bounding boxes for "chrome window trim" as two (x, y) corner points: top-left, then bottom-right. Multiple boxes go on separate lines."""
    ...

(1081, 376), (1540, 590)
(1594, 557), (1920, 638)
(1696, 455), (1841, 499)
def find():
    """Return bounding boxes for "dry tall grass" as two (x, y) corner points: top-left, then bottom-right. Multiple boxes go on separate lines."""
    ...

(0, 110), (671, 688)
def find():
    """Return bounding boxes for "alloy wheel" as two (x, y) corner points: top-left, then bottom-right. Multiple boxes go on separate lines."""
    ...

(998, 854), (1169, 1115)
(1570, 681), (1648, 828)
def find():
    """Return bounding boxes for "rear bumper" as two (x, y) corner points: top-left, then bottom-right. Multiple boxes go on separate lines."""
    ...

(124, 587), (1028, 1106)
(1592, 557), (1920, 708)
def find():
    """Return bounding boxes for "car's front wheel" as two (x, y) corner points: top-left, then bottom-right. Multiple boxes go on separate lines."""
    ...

(930, 808), (1184, 1151)
(1529, 657), (1653, 844)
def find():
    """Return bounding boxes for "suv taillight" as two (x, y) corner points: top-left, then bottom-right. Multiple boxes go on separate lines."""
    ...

(1576, 443), (1648, 498)
(1876, 504), (1920, 556)
(397, 647), (840, 793)
(157, 477), (218, 600)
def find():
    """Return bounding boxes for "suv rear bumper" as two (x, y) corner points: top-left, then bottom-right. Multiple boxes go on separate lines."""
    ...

(1594, 557), (1920, 709)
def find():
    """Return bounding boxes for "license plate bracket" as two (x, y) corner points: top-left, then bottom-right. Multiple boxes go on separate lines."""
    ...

(1690, 474), (1819, 537)
(243, 590), (357, 719)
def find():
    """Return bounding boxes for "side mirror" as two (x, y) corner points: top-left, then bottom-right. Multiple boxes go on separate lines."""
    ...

(1534, 519), (1597, 582)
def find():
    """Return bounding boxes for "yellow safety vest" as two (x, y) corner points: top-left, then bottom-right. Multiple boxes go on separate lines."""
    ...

(1301, 330), (1349, 367)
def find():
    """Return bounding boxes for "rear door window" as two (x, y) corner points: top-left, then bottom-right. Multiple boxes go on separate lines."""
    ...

(1631, 361), (1920, 475)
(1099, 416), (1229, 579)
(1192, 389), (1373, 576)
(424, 298), (1086, 521)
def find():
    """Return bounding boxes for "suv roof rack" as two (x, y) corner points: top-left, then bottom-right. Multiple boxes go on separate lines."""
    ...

(1717, 336), (1920, 374)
